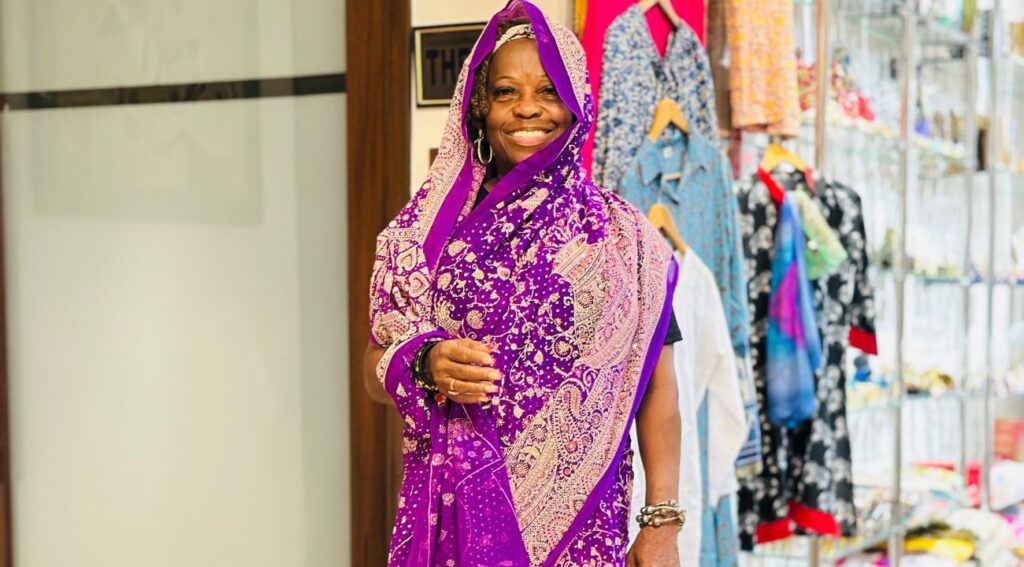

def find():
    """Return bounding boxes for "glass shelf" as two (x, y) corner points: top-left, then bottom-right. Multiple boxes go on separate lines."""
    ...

(848, 390), (1024, 413)
(871, 267), (1024, 288)
(794, 1), (973, 48)
(748, 527), (899, 562)
(796, 120), (971, 176)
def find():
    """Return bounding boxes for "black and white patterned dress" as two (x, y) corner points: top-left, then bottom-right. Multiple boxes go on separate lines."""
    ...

(735, 170), (877, 550)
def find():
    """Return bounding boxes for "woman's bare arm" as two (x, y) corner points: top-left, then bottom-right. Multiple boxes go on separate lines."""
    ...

(628, 345), (681, 565)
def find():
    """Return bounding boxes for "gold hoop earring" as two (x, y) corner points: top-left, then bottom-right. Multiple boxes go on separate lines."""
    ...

(475, 129), (493, 165)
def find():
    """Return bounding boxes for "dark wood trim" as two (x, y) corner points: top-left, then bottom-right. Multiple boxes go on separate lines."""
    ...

(1, 73), (346, 111)
(0, 110), (12, 567)
(346, 0), (411, 564)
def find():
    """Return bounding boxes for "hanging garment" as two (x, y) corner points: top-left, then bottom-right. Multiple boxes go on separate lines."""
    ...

(697, 399), (740, 567)
(724, 0), (801, 136)
(593, 6), (719, 190)
(734, 355), (765, 478)
(765, 192), (821, 428)
(629, 251), (747, 566)
(616, 129), (748, 354)
(734, 170), (878, 549)
(783, 172), (878, 538)
(617, 132), (749, 564)
(579, 0), (708, 173)
(794, 190), (849, 280)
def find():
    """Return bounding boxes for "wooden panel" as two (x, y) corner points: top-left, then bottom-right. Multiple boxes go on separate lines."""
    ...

(346, 0), (411, 564)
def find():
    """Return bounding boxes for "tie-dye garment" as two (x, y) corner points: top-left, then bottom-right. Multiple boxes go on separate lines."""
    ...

(766, 193), (822, 428)
(368, 2), (677, 565)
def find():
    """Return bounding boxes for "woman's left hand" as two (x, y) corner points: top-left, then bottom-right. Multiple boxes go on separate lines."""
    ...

(625, 526), (680, 567)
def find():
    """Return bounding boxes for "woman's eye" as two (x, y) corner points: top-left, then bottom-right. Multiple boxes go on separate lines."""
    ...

(540, 85), (559, 97)
(493, 86), (516, 99)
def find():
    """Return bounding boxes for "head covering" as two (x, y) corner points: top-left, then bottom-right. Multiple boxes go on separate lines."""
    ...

(493, 23), (536, 51)
(368, 2), (677, 565)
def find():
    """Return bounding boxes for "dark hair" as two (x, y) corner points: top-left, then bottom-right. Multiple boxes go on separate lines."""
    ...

(466, 18), (531, 136)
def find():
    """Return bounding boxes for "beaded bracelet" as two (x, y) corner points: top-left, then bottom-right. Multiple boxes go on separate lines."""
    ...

(412, 339), (444, 398)
(636, 500), (686, 530)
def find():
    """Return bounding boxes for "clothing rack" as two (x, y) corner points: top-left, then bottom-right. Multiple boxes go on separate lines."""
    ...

(795, 0), (990, 564)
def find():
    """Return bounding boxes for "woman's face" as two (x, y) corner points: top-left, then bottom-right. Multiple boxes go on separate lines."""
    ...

(485, 39), (573, 176)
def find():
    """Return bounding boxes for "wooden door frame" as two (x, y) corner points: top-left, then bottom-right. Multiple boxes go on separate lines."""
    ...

(346, 0), (412, 563)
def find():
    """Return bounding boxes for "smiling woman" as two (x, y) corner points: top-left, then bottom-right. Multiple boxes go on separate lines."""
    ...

(364, 1), (683, 565)
(467, 20), (575, 178)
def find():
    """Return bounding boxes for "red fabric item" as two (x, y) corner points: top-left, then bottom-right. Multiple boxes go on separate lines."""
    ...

(788, 501), (841, 537)
(579, 0), (706, 176)
(754, 519), (793, 544)
(848, 326), (878, 355)
(756, 168), (786, 206)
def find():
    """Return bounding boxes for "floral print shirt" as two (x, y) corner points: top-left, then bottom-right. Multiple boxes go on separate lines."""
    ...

(593, 5), (719, 191)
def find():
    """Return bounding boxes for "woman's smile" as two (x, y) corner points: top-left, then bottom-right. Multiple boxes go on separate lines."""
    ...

(502, 125), (556, 148)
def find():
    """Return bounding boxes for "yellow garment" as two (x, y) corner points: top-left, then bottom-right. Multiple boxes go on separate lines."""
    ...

(904, 537), (975, 563)
(724, 0), (801, 136)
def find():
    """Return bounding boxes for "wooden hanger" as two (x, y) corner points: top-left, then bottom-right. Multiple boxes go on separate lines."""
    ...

(648, 203), (687, 254)
(759, 142), (808, 173)
(638, 0), (683, 28)
(648, 98), (689, 142)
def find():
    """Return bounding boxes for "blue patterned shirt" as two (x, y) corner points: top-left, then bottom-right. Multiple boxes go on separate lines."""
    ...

(593, 6), (720, 191)
(618, 130), (749, 354)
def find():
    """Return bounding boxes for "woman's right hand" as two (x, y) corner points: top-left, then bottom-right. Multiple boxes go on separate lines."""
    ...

(427, 338), (501, 404)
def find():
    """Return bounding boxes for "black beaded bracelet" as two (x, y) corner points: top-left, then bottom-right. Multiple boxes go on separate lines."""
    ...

(412, 339), (443, 394)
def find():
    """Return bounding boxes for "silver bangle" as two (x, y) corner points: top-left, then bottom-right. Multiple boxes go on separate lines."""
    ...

(637, 499), (686, 529)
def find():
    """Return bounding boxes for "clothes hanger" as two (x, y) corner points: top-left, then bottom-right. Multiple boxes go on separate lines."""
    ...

(647, 203), (688, 255)
(759, 141), (816, 195)
(648, 98), (689, 142)
(759, 142), (808, 173)
(637, 0), (683, 28)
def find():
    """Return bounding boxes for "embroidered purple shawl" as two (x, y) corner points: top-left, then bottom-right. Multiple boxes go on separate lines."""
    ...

(368, 2), (676, 564)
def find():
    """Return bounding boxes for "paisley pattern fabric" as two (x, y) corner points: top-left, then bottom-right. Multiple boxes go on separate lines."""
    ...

(368, 2), (677, 565)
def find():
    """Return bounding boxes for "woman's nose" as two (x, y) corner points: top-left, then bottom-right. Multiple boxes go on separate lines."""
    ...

(513, 94), (542, 119)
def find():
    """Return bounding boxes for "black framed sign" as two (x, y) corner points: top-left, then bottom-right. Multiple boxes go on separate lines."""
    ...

(413, 23), (486, 107)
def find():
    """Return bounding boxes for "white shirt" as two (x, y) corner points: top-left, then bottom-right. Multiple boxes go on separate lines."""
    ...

(629, 251), (747, 564)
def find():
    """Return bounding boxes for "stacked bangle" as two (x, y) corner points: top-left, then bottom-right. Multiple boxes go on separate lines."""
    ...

(412, 339), (443, 399)
(636, 500), (686, 530)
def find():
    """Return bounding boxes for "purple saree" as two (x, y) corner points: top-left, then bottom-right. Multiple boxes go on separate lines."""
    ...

(368, 2), (677, 564)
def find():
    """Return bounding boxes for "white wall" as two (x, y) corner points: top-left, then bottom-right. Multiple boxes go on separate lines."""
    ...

(0, 0), (346, 91)
(1, 2), (349, 566)
(409, 0), (573, 193)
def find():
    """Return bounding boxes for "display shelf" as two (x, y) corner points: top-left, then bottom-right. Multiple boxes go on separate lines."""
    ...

(793, 0), (973, 47)
(849, 390), (1024, 413)
(748, 527), (899, 563)
(797, 119), (971, 175)
(870, 266), (1024, 287)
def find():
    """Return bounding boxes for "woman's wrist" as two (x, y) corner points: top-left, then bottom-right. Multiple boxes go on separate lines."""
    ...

(636, 499), (686, 530)
(412, 339), (443, 393)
